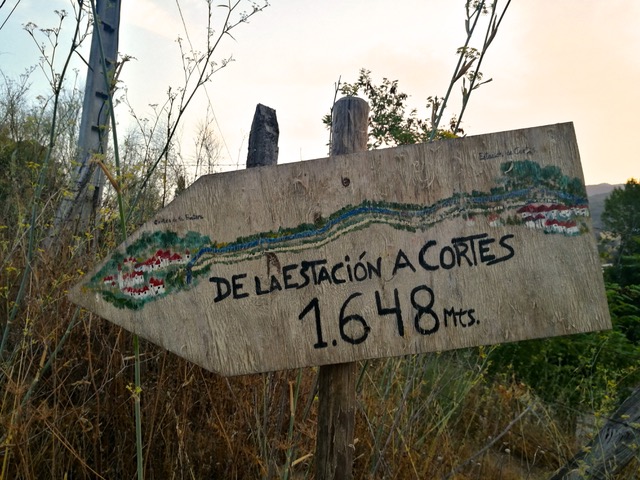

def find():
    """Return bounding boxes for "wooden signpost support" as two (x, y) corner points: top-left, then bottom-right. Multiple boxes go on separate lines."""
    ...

(69, 100), (612, 477)
(315, 96), (369, 480)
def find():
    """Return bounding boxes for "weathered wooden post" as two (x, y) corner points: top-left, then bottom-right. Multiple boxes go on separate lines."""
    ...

(247, 103), (279, 168)
(315, 96), (369, 480)
(550, 385), (640, 479)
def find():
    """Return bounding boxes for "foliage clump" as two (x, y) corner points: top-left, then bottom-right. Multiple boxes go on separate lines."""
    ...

(324, 69), (458, 149)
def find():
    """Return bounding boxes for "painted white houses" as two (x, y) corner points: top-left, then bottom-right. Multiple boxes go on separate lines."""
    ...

(102, 248), (190, 300)
(149, 277), (166, 295)
(515, 202), (587, 236)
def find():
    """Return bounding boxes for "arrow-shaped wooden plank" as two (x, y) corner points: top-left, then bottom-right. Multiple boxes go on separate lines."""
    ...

(69, 123), (611, 376)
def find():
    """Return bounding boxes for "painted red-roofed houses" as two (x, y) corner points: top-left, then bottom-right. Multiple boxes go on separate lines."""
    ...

(545, 219), (561, 233)
(544, 219), (580, 235)
(574, 205), (590, 217)
(123, 256), (137, 266)
(123, 285), (152, 299)
(122, 270), (144, 288)
(555, 204), (572, 220)
(565, 220), (579, 235)
(517, 204), (538, 218)
(108, 245), (208, 301)
(488, 213), (502, 227)
(524, 214), (546, 228)
(515, 201), (589, 235)
(153, 250), (170, 268)
(149, 277), (166, 295)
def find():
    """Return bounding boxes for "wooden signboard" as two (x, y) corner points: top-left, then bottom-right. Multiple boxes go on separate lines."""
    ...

(69, 123), (611, 376)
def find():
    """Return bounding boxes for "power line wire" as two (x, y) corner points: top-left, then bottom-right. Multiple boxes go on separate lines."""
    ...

(0, 0), (22, 31)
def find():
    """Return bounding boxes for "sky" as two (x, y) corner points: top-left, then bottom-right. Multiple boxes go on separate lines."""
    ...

(1, 0), (639, 186)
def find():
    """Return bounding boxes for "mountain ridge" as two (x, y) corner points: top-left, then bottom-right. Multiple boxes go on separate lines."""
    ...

(586, 183), (623, 232)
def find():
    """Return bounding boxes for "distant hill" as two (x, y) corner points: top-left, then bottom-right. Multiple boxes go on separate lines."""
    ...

(586, 183), (622, 197)
(586, 183), (623, 233)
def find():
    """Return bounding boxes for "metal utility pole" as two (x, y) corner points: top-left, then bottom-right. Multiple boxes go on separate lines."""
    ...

(47, 0), (122, 247)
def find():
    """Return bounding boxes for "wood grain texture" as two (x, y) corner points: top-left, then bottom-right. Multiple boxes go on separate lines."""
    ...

(314, 96), (368, 480)
(69, 122), (611, 376)
(247, 104), (279, 168)
(330, 96), (369, 156)
(316, 362), (358, 479)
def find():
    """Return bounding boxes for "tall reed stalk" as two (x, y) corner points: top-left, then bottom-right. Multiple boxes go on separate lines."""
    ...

(86, 0), (144, 476)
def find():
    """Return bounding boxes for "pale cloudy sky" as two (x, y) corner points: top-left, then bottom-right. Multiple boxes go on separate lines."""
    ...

(1, 0), (638, 185)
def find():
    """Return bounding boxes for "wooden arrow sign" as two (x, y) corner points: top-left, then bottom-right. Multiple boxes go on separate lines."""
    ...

(69, 123), (611, 376)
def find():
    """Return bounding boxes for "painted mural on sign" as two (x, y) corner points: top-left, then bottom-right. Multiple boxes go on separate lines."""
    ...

(84, 160), (590, 310)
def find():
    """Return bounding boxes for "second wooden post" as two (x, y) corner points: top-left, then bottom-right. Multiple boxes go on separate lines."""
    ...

(315, 96), (369, 480)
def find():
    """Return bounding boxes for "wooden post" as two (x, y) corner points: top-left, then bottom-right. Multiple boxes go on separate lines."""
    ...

(247, 103), (279, 168)
(550, 386), (640, 479)
(329, 97), (369, 157)
(315, 96), (369, 480)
